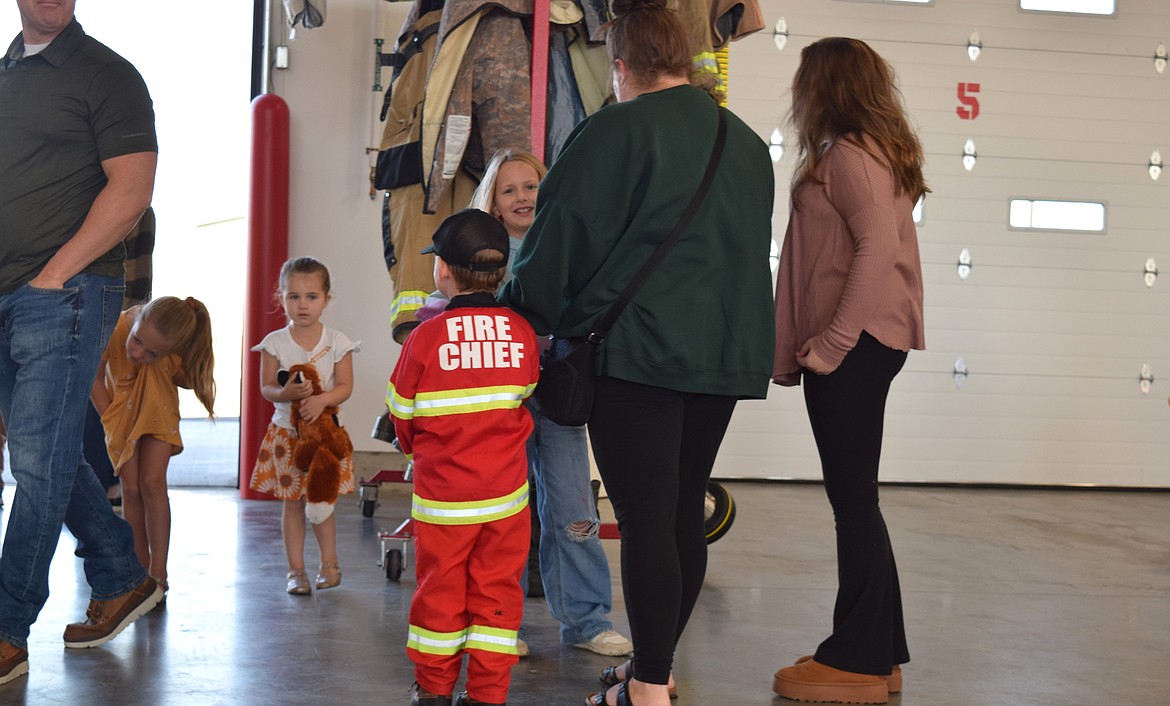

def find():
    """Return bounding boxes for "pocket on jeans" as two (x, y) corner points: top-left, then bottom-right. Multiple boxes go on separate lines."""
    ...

(99, 285), (127, 349)
(24, 284), (79, 295)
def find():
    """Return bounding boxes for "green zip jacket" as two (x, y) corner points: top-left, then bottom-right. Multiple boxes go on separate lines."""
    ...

(499, 85), (775, 399)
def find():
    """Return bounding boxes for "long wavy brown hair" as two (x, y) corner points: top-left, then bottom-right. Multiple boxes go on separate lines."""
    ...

(789, 37), (928, 206)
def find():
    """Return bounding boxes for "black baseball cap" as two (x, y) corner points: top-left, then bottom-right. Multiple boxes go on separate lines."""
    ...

(420, 209), (509, 272)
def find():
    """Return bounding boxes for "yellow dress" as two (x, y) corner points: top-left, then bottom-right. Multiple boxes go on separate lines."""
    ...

(99, 310), (183, 472)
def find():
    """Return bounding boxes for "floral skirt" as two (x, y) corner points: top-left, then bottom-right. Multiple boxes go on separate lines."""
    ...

(249, 424), (355, 500)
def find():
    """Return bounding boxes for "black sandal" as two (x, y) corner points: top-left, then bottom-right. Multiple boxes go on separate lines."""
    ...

(598, 661), (678, 700)
(599, 660), (632, 689)
(585, 682), (633, 706)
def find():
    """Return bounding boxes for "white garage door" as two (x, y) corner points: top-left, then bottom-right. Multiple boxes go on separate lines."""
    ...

(719, 0), (1170, 486)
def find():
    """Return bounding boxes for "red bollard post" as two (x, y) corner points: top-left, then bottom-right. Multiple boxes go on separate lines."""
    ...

(240, 93), (290, 499)
(530, 0), (549, 162)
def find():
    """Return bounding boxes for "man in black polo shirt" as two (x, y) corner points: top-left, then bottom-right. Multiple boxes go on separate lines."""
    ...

(0, 0), (161, 685)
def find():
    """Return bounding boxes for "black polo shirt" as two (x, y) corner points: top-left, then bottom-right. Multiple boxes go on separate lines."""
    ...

(0, 19), (156, 293)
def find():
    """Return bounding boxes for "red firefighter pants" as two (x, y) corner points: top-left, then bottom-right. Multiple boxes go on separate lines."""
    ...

(407, 509), (529, 703)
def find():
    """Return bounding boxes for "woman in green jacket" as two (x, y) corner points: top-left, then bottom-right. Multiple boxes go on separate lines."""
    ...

(498, 2), (774, 704)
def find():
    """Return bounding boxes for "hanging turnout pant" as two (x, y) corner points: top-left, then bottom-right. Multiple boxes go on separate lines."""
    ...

(384, 170), (476, 343)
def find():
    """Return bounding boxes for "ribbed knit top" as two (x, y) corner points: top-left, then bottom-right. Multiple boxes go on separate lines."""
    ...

(773, 136), (925, 386)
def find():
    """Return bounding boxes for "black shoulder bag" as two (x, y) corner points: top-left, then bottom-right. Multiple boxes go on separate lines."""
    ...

(534, 108), (729, 427)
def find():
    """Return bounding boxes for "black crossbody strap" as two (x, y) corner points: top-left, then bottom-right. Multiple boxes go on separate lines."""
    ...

(587, 107), (728, 344)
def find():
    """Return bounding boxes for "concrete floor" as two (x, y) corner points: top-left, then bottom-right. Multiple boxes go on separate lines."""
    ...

(0, 479), (1167, 706)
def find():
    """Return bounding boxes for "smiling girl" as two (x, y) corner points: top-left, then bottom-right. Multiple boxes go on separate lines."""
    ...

(470, 149), (546, 259)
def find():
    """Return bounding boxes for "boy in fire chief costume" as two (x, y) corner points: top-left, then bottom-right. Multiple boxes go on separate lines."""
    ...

(387, 209), (539, 706)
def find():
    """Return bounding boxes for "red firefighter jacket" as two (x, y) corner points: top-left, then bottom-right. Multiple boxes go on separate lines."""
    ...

(387, 292), (539, 525)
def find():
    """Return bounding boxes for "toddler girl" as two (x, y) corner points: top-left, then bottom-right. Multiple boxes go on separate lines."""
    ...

(92, 296), (216, 595)
(249, 257), (359, 594)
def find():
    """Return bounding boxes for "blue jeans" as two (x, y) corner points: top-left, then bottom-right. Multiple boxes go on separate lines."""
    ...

(0, 274), (147, 647)
(524, 400), (615, 644)
(83, 400), (119, 491)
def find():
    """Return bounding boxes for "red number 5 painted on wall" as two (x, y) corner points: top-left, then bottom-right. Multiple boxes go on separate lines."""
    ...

(957, 82), (981, 120)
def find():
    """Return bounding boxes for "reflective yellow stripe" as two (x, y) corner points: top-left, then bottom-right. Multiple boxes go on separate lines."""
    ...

(406, 625), (517, 656)
(412, 482), (528, 525)
(386, 382), (414, 420)
(413, 384), (530, 417)
(407, 625), (467, 655)
(693, 50), (718, 74)
(465, 625), (519, 655)
(391, 290), (429, 320)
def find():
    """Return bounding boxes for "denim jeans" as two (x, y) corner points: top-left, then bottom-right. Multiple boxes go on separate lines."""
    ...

(523, 399), (615, 645)
(83, 400), (118, 491)
(0, 273), (146, 647)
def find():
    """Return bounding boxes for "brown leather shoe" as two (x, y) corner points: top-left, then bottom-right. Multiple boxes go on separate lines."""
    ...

(773, 659), (888, 704)
(63, 576), (162, 649)
(0, 639), (29, 685)
(796, 654), (901, 693)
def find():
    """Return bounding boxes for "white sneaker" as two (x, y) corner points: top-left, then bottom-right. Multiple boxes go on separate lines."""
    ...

(516, 637), (530, 658)
(573, 629), (633, 657)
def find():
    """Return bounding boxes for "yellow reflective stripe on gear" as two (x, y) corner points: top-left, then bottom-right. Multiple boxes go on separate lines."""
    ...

(386, 382), (414, 420)
(693, 50), (718, 74)
(407, 625), (467, 655)
(465, 625), (519, 655)
(412, 482), (529, 525)
(390, 290), (429, 319)
(413, 385), (530, 417)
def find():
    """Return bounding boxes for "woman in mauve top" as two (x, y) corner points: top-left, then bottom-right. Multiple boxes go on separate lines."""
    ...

(771, 37), (927, 706)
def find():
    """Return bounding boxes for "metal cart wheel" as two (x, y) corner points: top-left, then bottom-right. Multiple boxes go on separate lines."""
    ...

(385, 548), (404, 581)
(361, 498), (378, 518)
(359, 483), (379, 518)
(704, 481), (736, 544)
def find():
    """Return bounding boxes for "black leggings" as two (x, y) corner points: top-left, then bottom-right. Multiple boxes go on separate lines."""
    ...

(803, 331), (910, 675)
(587, 376), (737, 685)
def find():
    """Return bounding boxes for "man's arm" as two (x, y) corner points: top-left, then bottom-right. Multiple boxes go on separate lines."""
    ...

(30, 151), (157, 289)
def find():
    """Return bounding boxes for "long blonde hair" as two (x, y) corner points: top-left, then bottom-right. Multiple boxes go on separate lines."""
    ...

(469, 149), (547, 220)
(789, 37), (928, 206)
(138, 296), (216, 417)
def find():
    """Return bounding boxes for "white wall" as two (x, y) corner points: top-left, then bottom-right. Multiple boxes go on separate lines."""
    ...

(727, 0), (1170, 486)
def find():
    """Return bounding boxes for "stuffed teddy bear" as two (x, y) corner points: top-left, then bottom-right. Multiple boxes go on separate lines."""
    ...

(287, 363), (353, 524)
